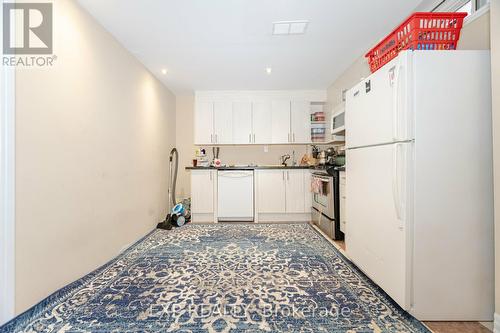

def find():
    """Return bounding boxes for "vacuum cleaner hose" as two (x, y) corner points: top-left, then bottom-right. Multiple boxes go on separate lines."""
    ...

(169, 148), (179, 208)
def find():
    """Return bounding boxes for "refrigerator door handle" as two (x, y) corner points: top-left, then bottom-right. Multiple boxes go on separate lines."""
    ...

(392, 143), (403, 221)
(393, 64), (401, 141)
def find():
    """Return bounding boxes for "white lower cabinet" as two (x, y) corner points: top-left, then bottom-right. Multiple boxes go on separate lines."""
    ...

(190, 168), (312, 223)
(339, 171), (346, 233)
(256, 169), (311, 222)
(190, 170), (216, 223)
(285, 170), (305, 213)
(256, 170), (286, 213)
(304, 171), (312, 209)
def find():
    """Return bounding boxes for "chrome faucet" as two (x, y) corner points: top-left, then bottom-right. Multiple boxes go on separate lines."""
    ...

(280, 154), (291, 166)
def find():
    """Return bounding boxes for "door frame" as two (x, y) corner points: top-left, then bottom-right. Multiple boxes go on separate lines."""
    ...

(0, 2), (16, 324)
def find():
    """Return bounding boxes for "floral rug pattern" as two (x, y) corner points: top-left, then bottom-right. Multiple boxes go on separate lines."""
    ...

(1, 224), (430, 333)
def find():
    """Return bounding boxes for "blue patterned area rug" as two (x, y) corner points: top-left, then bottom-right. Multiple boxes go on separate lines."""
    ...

(1, 224), (430, 333)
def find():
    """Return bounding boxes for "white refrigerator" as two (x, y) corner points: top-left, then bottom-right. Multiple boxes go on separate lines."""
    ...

(345, 51), (493, 321)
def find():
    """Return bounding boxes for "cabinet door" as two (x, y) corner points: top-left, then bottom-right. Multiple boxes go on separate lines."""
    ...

(291, 101), (311, 143)
(257, 170), (286, 213)
(194, 101), (214, 145)
(252, 101), (272, 144)
(285, 170), (305, 213)
(340, 172), (346, 233)
(233, 101), (253, 144)
(214, 101), (233, 144)
(191, 170), (214, 213)
(304, 170), (312, 213)
(271, 100), (291, 144)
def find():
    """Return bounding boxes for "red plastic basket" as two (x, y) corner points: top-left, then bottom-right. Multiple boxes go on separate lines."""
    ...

(366, 12), (467, 73)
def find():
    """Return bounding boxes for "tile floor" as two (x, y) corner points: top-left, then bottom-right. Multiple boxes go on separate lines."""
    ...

(424, 321), (492, 333)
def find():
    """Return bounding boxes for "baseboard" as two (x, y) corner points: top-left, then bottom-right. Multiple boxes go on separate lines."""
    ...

(191, 213), (216, 223)
(257, 213), (311, 223)
(494, 313), (500, 333)
(119, 228), (155, 254)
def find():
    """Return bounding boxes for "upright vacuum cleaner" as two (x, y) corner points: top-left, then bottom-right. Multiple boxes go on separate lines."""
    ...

(157, 148), (179, 230)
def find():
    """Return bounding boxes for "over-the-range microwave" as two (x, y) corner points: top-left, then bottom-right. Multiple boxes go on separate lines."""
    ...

(331, 104), (345, 136)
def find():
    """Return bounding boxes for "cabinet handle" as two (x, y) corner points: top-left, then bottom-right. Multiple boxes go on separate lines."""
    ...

(282, 171), (285, 181)
(288, 133), (290, 143)
(253, 134), (255, 143)
(293, 133), (295, 142)
(249, 134), (252, 143)
(215, 134), (218, 143)
(211, 134), (213, 143)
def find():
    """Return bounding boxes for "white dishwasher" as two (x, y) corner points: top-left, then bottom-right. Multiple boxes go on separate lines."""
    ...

(217, 170), (254, 222)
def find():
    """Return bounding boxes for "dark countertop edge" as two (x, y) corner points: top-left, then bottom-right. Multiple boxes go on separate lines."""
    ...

(185, 166), (314, 170)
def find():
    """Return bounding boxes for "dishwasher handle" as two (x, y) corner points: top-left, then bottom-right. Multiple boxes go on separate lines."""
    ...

(218, 171), (253, 178)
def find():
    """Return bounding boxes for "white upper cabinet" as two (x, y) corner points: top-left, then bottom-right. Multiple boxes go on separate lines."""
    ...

(271, 100), (291, 144)
(194, 91), (326, 145)
(233, 101), (253, 144)
(213, 101), (233, 144)
(291, 101), (311, 144)
(252, 101), (272, 144)
(271, 100), (311, 144)
(194, 101), (214, 145)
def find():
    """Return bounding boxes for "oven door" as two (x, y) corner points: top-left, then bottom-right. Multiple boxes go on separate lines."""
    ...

(311, 173), (335, 219)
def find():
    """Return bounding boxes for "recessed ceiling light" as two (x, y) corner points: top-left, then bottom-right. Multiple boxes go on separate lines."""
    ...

(272, 20), (309, 35)
(161, 69), (167, 75)
(266, 67), (272, 74)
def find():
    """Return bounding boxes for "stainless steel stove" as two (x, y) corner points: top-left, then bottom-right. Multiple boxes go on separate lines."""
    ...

(311, 165), (343, 240)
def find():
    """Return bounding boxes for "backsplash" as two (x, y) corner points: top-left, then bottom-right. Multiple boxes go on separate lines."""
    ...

(177, 145), (310, 199)
(202, 145), (310, 166)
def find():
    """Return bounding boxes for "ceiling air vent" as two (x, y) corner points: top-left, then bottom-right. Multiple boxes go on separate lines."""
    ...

(272, 20), (309, 35)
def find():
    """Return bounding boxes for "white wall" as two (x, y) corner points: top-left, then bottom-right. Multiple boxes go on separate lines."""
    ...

(459, 12), (491, 50)
(490, 0), (500, 324)
(14, 0), (176, 314)
(0, 7), (15, 324)
(176, 95), (195, 199)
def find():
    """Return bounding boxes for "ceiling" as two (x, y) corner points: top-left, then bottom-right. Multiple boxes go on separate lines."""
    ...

(76, 0), (434, 95)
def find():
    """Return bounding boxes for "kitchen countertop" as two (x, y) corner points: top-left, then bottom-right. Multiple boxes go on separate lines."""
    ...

(186, 165), (314, 170)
